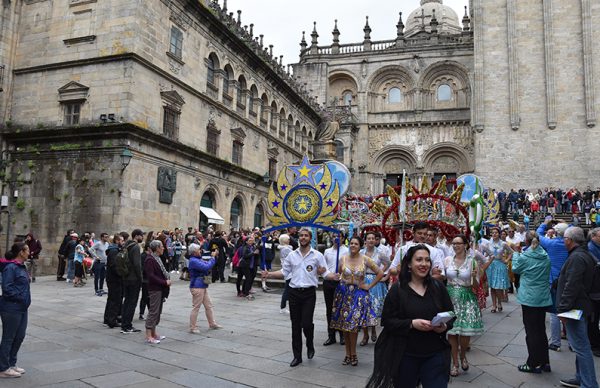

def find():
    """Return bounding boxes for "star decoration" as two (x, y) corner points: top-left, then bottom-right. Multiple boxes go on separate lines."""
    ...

(280, 184), (287, 191)
(289, 155), (320, 186)
(297, 197), (309, 211)
(326, 199), (334, 207)
(320, 183), (327, 191)
(272, 200), (280, 208)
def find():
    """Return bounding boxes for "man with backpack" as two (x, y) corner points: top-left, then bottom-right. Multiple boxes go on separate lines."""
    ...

(119, 229), (144, 334)
(556, 227), (598, 388)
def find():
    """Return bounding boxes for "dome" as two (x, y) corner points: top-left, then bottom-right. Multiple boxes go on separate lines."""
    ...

(404, 0), (462, 37)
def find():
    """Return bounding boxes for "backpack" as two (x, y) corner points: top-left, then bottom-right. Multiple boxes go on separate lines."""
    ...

(115, 245), (130, 278)
(231, 246), (243, 268)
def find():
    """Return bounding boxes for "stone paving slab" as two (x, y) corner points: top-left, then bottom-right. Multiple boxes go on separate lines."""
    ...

(1, 275), (599, 387)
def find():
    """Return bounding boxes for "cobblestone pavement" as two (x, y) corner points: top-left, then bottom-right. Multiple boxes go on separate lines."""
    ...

(2, 275), (599, 387)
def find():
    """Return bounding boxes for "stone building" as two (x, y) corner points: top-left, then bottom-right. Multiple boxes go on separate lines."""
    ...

(0, 0), (322, 266)
(293, 0), (599, 193)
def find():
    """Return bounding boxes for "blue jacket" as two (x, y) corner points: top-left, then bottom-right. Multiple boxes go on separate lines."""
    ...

(0, 260), (31, 312)
(588, 240), (600, 262)
(188, 255), (216, 289)
(512, 245), (552, 307)
(536, 223), (569, 283)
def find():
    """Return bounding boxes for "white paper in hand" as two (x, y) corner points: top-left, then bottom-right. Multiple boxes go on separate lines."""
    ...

(557, 309), (583, 320)
(431, 311), (455, 327)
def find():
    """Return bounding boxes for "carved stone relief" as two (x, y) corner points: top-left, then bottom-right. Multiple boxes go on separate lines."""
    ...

(157, 166), (177, 204)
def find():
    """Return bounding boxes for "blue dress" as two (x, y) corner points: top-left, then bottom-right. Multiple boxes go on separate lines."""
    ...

(484, 240), (511, 290)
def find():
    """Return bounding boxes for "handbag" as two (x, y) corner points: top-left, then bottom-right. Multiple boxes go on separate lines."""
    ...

(203, 275), (212, 285)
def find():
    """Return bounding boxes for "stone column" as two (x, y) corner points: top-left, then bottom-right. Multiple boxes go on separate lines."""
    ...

(581, 0), (596, 127)
(542, 0), (557, 129)
(472, 0), (485, 132)
(506, 0), (520, 130)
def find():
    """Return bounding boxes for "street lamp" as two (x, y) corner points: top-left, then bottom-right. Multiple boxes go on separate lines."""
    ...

(262, 172), (271, 184)
(120, 148), (133, 173)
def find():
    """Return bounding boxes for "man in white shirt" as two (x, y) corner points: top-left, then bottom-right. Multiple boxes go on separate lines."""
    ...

(426, 227), (453, 258)
(389, 222), (445, 280)
(262, 228), (339, 367)
(322, 233), (348, 346)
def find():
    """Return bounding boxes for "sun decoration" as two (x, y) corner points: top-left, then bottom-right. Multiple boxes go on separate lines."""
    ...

(267, 155), (350, 227)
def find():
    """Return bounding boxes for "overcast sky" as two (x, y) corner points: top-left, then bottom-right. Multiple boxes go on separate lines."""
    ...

(225, 0), (468, 66)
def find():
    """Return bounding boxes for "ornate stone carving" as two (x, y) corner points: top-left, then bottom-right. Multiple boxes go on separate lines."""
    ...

(157, 166), (177, 204)
(431, 156), (459, 172)
(383, 158), (410, 174)
(168, 57), (182, 74)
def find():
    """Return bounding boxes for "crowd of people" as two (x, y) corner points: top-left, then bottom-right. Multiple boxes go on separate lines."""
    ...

(1, 209), (600, 386)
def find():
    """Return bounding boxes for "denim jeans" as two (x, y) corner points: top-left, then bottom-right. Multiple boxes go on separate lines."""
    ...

(565, 318), (599, 388)
(93, 262), (106, 292)
(0, 311), (28, 371)
(66, 259), (75, 280)
(549, 313), (562, 347)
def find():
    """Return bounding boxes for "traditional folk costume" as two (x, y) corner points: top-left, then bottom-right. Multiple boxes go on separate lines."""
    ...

(360, 246), (390, 323)
(330, 256), (378, 332)
(444, 254), (484, 336)
(482, 239), (511, 290)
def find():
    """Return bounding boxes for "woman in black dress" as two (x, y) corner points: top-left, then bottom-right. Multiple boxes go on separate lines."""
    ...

(367, 244), (454, 388)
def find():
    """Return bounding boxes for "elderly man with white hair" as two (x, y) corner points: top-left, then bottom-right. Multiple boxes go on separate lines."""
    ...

(557, 227), (598, 388)
(188, 243), (222, 333)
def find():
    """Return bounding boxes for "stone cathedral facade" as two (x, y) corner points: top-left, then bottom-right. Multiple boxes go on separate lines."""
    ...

(294, 0), (599, 193)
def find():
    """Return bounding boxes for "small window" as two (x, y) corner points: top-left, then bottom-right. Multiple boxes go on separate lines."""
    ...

(207, 57), (216, 85)
(207, 128), (220, 156)
(269, 158), (277, 180)
(342, 92), (353, 106)
(388, 87), (402, 103)
(335, 140), (344, 163)
(64, 102), (81, 125)
(169, 26), (183, 59)
(232, 141), (243, 165)
(163, 106), (180, 140)
(437, 84), (452, 101)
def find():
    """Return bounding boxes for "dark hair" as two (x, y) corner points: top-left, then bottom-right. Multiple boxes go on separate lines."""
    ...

(144, 231), (154, 251)
(298, 228), (313, 238)
(413, 221), (429, 232)
(365, 231), (377, 239)
(350, 235), (364, 248)
(5, 242), (28, 260)
(399, 244), (431, 286)
(120, 231), (130, 240)
(489, 227), (501, 235)
(100, 233), (108, 238)
(452, 234), (470, 250)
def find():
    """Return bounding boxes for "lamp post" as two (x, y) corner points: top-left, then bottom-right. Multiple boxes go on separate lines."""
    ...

(120, 148), (132, 173)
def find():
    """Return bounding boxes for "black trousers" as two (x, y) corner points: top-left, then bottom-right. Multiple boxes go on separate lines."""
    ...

(237, 266), (252, 295)
(522, 305), (550, 367)
(323, 279), (340, 340)
(289, 287), (316, 359)
(212, 256), (226, 282)
(56, 254), (66, 279)
(121, 281), (141, 330)
(588, 301), (600, 351)
(139, 282), (149, 316)
(104, 280), (122, 326)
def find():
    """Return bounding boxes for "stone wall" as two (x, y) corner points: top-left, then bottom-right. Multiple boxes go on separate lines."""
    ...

(474, 0), (600, 190)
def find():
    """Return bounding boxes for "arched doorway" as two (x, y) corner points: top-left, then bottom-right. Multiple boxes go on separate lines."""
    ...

(254, 204), (264, 228)
(200, 191), (214, 231)
(230, 197), (243, 230)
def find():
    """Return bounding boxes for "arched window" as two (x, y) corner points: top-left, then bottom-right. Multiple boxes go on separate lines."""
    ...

(388, 87), (402, 103)
(254, 205), (264, 228)
(200, 191), (215, 230)
(230, 198), (243, 230)
(237, 76), (247, 108)
(223, 65), (234, 96)
(207, 54), (219, 86)
(437, 84), (452, 101)
(342, 91), (353, 106)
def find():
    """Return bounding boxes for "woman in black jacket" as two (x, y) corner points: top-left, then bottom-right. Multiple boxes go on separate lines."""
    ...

(237, 236), (259, 300)
(367, 245), (454, 388)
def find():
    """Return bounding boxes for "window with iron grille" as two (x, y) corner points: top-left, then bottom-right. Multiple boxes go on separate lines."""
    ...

(169, 26), (183, 59)
(232, 141), (243, 165)
(163, 106), (179, 140)
(63, 102), (81, 125)
(207, 128), (220, 156)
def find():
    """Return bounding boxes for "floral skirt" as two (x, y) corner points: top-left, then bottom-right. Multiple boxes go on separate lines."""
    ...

(330, 283), (377, 332)
(364, 273), (387, 321)
(486, 260), (510, 290)
(446, 285), (484, 336)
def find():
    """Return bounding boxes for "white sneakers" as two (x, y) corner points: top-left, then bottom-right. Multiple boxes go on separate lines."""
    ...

(280, 308), (289, 314)
(0, 367), (23, 378)
(11, 366), (25, 374)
